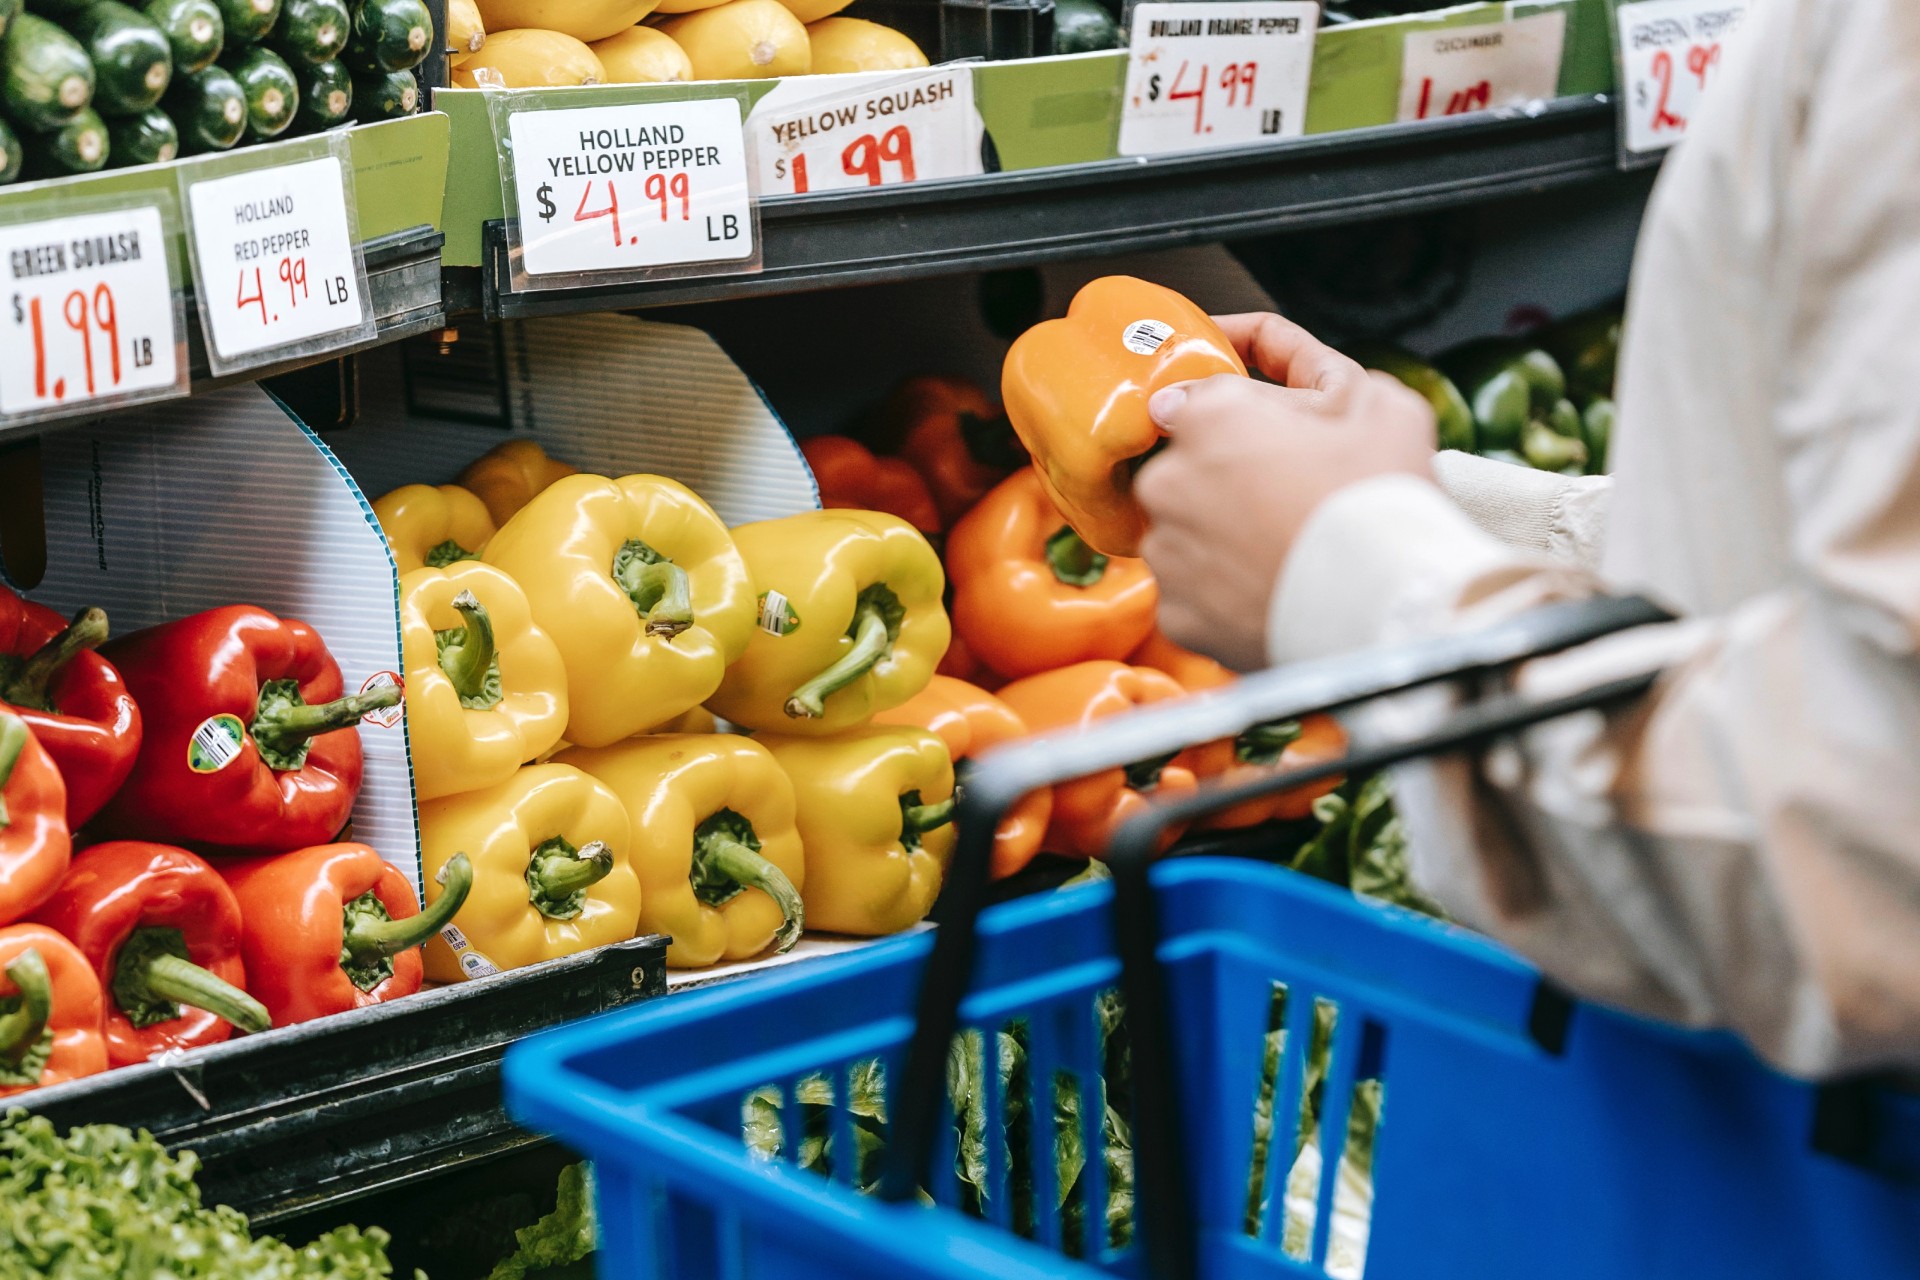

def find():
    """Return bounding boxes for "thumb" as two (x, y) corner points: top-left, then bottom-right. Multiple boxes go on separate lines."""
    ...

(1147, 382), (1193, 430)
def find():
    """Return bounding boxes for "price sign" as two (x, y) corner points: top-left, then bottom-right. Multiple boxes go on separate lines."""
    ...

(184, 150), (372, 373)
(1397, 10), (1567, 122)
(1613, 0), (1748, 155)
(1118, 2), (1318, 157)
(0, 203), (184, 421)
(507, 96), (754, 281)
(751, 68), (981, 195)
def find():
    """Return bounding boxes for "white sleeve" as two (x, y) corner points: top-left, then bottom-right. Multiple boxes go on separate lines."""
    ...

(1431, 451), (1610, 571)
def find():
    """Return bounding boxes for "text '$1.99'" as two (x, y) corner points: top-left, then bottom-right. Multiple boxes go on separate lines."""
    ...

(11, 285), (160, 403)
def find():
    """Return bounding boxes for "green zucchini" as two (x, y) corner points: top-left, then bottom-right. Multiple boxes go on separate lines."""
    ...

(106, 103), (176, 163)
(267, 0), (344, 62)
(0, 117), (21, 181)
(1051, 0), (1121, 54)
(143, 0), (220, 72)
(23, 104), (108, 175)
(22, 0), (87, 19)
(215, 0), (276, 45)
(222, 42), (294, 137)
(163, 60), (243, 148)
(348, 65), (412, 120)
(290, 52), (344, 129)
(2, 12), (93, 129)
(0, 0), (21, 37)
(343, 0), (428, 73)
(69, 1), (173, 113)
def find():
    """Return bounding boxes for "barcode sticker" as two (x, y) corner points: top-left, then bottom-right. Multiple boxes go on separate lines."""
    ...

(758, 589), (801, 636)
(187, 713), (246, 773)
(439, 923), (502, 978)
(1123, 319), (1175, 355)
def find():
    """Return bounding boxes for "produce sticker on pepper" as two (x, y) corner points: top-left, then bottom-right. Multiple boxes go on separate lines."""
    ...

(1119, 1), (1319, 158)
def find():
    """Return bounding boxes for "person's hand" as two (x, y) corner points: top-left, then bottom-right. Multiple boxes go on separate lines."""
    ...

(1135, 312), (1438, 671)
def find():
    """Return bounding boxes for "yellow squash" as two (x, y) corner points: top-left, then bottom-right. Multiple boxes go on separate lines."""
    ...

(805, 17), (924, 73)
(775, 0), (849, 23)
(592, 24), (693, 81)
(447, 0), (485, 62)
(373, 483), (496, 576)
(659, 0), (809, 79)
(474, 0), (658, 42)
(458, 27), (605, 85)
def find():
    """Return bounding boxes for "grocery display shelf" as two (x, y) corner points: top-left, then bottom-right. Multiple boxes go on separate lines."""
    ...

(454, 93), (1623, 319)
(18, 934), (669, 1225)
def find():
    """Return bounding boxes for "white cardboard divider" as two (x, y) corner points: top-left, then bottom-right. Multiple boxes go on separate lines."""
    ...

(29, 385), (418, 888)
(334, 313), (820, 526)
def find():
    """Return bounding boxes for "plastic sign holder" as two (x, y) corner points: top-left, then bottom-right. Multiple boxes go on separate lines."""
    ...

(1118, 1), (1319, 157)
(0, 191), (188, 427)
(489, 85), (762, 294)
(747, 66), (984, 196)
(1395, 7), (1567, 122)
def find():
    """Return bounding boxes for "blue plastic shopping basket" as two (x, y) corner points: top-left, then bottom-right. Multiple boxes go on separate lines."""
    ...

(504, 598), (1920, 1280)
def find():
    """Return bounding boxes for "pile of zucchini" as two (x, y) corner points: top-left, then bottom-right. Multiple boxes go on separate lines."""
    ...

(0, 0), (428, 181)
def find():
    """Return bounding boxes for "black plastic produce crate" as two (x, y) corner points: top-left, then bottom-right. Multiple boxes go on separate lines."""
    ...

(17, 934), (669, 1225)
(845, 0), (1057, 63)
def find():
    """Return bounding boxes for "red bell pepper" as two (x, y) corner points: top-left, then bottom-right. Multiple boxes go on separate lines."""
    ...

(95, 606), (399, 856)
(0, 591), (142, 829)
(33, 841), (271, 1066)
(0, 923), (107, 1097)
(0, 712), (70, 926)
(221, 844), (473, 1026)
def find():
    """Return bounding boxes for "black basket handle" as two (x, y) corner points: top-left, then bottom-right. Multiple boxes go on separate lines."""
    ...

(878, 594), (1674, 1232)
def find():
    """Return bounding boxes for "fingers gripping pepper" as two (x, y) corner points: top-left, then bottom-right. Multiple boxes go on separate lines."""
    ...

(761, 725), (955, 936)
(706, 511), (949, 735)
(947, 468), (1158, 679)
(458, 439), (579, 527)
(800, 436), (943, 536)
(373, 483), (499, 575)
(875, 675), (1052, 881)
(0, 925), (106, 1096)
(0, 713), (70, 926)
(484, 474), (756, 748)
(96, 607), (399, 856)
(887, 375), (1025, 526)
(32, 842), (270, 1065)
(559, 734), (805, 969)
(222, 844), (474, 1025)
(1002, 276), (1246, 557)
(997, 660), (1198, 860)
(400, 564), (569, 801)
(419, 763), (641, 982)
(0, 588), (142, 829)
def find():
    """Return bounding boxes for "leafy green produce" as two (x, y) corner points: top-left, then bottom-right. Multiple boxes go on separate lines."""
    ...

(0, 1110), (418, 1280)
(483, 1162), (597, 1280)
(1290, 773), (1445, 919)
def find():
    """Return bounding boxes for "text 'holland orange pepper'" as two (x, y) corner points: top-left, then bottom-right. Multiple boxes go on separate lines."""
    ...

(996, 660), (1197, 860)
(1001, 276), (1245, 557)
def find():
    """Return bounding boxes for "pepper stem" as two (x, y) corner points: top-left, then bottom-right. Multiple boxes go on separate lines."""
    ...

(112, 927), (271, 1034)
(425, 538), (479, 568)
(0, 948), (51, 1068)
(342, 853), (473, 967)
(526, 838), (613, 920)
(785, 601), (890, 720)
(1045, 526), (1108, 587)
(695, 833), (804, 954)
(0, 713), (25, 829)
(436, 592), (501, 709)
(1236, 720), (1302, 765)
(1, 607), (107, 711)
(251, 679), (402, 773)
(612, 540), (693, 639)
(902, 794), (956, 835)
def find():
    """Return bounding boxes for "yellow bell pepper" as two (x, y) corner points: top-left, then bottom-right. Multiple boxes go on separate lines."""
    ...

(400, 562), (570, 802)
(458, 439), (580, 527)
(706, 511), (948, 735)
(373, 484), (498, 576)
(761, 725), (954, 936)
(558, 734), (804, 968)
(420, 763), (641, 982)
(484, 473), (756, 748)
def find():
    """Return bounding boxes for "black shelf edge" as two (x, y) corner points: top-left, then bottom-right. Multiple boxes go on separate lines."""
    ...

(18, 933), (668, 1224)
(468, 94), (1623, 317)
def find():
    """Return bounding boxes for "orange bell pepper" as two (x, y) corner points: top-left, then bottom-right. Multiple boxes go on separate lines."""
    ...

(1001, 276), (1246, 557)
(875, 674), (1052, 880)
(995, 660), (1197, 859)
(947, 469), (1158, 679)
(888, 375), (1026, 526)
(0, 923), (107, 1097)
(801, 436), (942, 536)
(1131, 631), (1347, 830)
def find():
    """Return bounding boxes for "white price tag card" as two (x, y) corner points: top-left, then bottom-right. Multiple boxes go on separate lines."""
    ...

(1396, 10), (1567, 122)
(0, 201), (185, 422)
(507, 96), (755, 283)
(183, 144), (374, 374)
(1613, 0), (1749, 155)
(1119, 2), (1318, 157)
(751, 68), (982, 196)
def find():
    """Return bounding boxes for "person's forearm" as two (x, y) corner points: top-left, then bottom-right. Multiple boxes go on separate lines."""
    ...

(1431, 451), (1611, 571)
